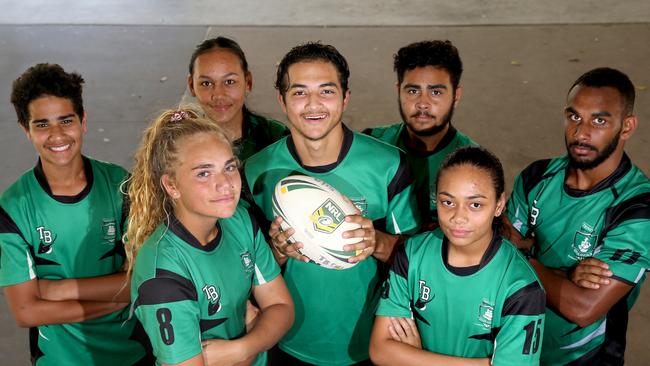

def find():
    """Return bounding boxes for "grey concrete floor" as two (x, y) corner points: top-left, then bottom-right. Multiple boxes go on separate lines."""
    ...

(1, 2), (649, 365)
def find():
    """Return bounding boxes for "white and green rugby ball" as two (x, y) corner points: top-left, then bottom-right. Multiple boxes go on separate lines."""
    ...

(272, 175), (363, 270)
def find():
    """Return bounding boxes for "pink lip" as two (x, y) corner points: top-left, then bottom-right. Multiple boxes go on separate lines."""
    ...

(211, 105), (231, 112)
(450, 229), (472, 237)
(571, 146), (593, 155)
(212, 196), (235, 203)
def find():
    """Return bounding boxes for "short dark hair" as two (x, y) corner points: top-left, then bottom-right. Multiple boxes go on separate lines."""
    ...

(394, 40), (463, 91)
(569, 67), (635, 116)
(437, 146), (505, 200)
(189, 36), (249, 76)
(275, 42), (350, 97)
(10, 63), (85, 128)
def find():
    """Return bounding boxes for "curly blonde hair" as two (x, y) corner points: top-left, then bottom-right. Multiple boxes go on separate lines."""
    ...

(125, 106), (232, 274)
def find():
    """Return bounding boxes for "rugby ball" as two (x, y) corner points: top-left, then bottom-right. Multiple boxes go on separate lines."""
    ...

(272, 175), (363, 270)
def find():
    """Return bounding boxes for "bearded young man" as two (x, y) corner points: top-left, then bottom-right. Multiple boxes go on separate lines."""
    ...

(505, 67), (650, 365)
(364, 40), (476, 229)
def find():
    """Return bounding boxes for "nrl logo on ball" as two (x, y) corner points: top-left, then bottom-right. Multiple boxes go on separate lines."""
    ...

(310, 198), (345, 234)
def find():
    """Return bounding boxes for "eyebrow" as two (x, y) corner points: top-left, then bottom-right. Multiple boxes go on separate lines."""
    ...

(438, 191), (488, 199)
(403, 83), (448, 90)
(31, 113), (76, 124)
(289, 82), (339, 89)
(190, 158), (236, 170)
(198, 72), (239, 79)
(565, 107), (612, 118)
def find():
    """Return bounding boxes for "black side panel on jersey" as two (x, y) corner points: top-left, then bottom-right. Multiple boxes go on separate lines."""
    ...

(134, 269), (197, 308)
(387, 152), (413, 201)
(520, 159), (552, 199)
(391, 244), (409, 279)
(199, 318), (228, 333)
(245, 206), (261, 237)
(501, 282), (546, 317)
(601, 192), (650, 236)
(29, 327), (45, 364)
(0, 206), (22, 235)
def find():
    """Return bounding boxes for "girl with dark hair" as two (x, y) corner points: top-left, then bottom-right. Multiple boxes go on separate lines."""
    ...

(370, 146), (545, 366)
(187, 37), (287, 161)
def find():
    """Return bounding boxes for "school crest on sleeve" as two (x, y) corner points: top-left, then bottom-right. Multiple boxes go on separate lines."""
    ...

(240, 251), (254, 273)
(101, 219), (117, 245)
(572, 223), (598, 259)
(476, 299), (494, 329)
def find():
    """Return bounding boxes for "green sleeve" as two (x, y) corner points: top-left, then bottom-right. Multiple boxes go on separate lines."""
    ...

(492, 282), (546, 366)
(376, 244), (412, 318)
(506, 172), (531, 237)
(594, 219), (650, 285)
(135, 273), (202, 364)
(0, 206), (36, 286)
(251, 214), (280, 286)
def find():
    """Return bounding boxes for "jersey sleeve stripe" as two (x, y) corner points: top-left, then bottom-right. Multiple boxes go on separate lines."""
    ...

(602, 192), (650, 234)
(501, 282), (545, 317)
(391, 244), (409, 279)
(387, 152), (413, 201)
(520, 159), (552, 199)
(134, 269), (197, 308)
(254, 264), (267, 285)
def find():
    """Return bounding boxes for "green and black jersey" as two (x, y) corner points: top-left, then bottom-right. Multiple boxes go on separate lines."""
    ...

(244, 125), (420, 365)
(234, 109), (288, 161)
(377, 229), (545, 365)
(0, 157), (148, 365)
(507, 154), (650, 365)
(131, 205), (280, 366)
(363, 123), (476, 226)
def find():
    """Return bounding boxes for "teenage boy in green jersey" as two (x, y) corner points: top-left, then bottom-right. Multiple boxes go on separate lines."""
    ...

(0, 64), (149, 365)
(244, 42), (420, 365)
(364, 40), (476, 228)
(188, 36), (288, 161)
(505, 67), (650, 365)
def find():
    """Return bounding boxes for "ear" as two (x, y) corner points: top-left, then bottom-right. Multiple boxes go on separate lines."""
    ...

(187, 74), (196, 97)
(21, 123), (32, 141)
(161, 174), (180, 199)
(453, 85), (463, 107)
(342, 89), (351, 110)
(277, 92), (287, 115)
(620, 115), (637, 141)
(245, 71), (253, 93)
(81, 112), (88, 134)
(494, 192), (507, 217)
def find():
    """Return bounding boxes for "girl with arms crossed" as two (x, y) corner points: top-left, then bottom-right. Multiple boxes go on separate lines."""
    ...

(126, 108), (293, 366)
(370, 147), (545, 366)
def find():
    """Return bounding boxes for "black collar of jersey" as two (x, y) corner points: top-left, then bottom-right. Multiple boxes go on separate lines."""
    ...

(398, 123), (458, 157)
(233, 107), (253, 146)
(33, 156), (94, 204)
(441, 227), (502, 276)
(285, 124), (353, 173)
(563, 153), (632, 197)
(167, 214), (223, 252)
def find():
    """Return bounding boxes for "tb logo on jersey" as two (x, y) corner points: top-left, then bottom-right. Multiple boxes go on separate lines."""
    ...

(414, 280), (434, 310)
(36, 226), (57, 254)
(529, 200), (541, 227)
(202, 285), (222, 316)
